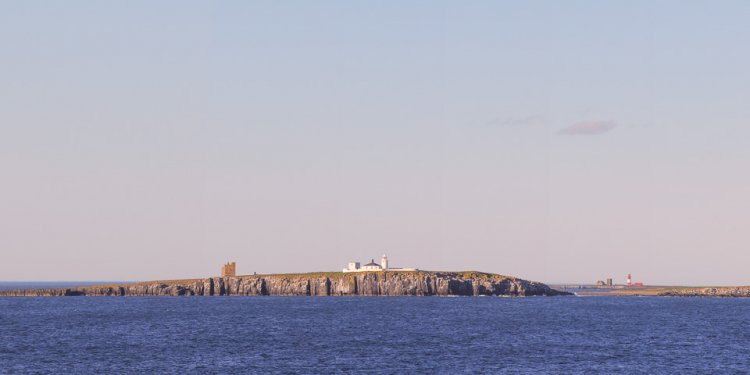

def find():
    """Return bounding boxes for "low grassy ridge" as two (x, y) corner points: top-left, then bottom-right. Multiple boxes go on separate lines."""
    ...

(239, 271), (348, 278)
(244, 270), (510, 279)
(83, 279), (205, 289)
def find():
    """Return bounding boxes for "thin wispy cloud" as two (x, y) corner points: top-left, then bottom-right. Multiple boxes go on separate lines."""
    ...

(487, 115), (545, 127)
(558, 121), (617, 135)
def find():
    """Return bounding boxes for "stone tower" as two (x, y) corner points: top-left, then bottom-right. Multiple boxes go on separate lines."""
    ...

(381, 254), (388, 270)
(221, 262), (236, 277)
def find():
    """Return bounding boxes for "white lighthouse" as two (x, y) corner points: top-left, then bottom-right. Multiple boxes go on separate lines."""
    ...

(381, 254), (389, 270)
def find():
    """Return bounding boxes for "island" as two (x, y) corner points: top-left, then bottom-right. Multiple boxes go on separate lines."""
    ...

(658, 286), (750, 297)
(564, 285), (750, 297)
(0, 270), (570, 297)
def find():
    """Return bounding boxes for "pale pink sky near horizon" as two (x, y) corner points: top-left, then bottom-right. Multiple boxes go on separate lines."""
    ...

(1, 2), (749, 285)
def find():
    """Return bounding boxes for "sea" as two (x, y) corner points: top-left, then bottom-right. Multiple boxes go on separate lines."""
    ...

(1, 293), (749, 374)
(0, 282), (132, 291)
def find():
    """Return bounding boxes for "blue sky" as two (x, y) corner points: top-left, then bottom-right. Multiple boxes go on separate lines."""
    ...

(1, 1), (749, 284)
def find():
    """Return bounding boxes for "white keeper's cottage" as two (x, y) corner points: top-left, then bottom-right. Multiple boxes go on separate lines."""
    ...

(342, 255), (417, 273)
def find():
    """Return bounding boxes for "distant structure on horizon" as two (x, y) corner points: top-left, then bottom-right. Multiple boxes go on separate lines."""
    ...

(221, 262), (236, 277)
(343, 255), (417, 273)
(626, 273), (644, 287)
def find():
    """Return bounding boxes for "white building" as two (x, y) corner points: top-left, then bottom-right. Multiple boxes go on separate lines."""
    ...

(342, 254), (417, 273)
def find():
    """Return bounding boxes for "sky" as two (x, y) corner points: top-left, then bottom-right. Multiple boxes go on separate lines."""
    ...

(1, 1), (749, 285)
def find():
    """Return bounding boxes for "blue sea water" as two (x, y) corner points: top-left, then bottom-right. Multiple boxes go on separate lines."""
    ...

(0, 282), (133, 291)
(1, 296), (749, 374)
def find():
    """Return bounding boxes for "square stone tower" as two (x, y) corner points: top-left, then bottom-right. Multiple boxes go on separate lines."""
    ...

(221, 262), (236, 277)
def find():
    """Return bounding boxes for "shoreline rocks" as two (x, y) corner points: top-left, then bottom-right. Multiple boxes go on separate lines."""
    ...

(659, 287), (750, 297)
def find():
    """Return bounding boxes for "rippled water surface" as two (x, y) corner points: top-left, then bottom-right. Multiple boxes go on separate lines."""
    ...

(0, 282), (132, 291)
(1, 296), (749, 374)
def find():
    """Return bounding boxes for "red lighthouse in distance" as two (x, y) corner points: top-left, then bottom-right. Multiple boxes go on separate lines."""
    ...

(626, 273), (632, 286)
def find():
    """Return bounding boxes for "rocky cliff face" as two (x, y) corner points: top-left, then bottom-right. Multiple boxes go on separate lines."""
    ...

(659, 287), (750, 297)
(0, 271), (570, 297)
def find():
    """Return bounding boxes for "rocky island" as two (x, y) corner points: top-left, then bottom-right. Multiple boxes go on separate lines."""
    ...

(658, 286), (750, 297)
(0, 271), (570, 297)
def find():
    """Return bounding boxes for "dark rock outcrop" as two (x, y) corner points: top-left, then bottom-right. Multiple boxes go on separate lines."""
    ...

(659, 286), (750, 297)
(0, 271), (570, 297)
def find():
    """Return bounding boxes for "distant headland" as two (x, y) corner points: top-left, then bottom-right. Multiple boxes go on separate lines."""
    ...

(0, 258), (570, 297)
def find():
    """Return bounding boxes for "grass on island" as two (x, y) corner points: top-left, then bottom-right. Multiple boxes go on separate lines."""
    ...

(239, 271), (348, 279)
(82, 278), (205, 289)
(244, 270), (511, 279)
(576, 287), (671, 296)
